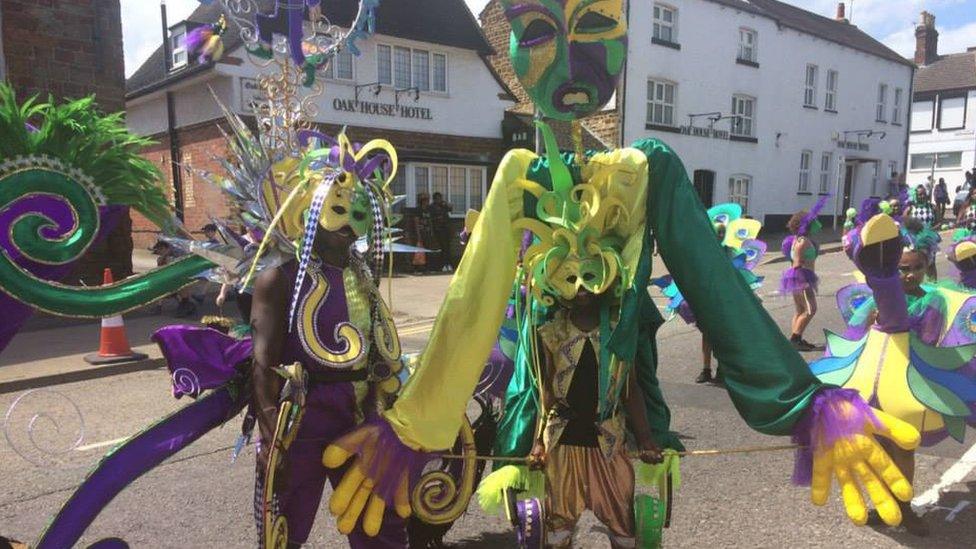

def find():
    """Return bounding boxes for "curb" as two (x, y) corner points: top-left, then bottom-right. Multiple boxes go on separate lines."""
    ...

(0, 358), (167, 395)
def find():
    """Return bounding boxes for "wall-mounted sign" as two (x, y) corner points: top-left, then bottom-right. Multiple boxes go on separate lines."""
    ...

(680, 125), (730, 140)
(837, 140), (870, 152)
(240, 78), (266, 113)
(332, 98), (433, 120)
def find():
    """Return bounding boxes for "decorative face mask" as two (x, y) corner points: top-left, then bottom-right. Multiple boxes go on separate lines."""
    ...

(502, 0), (626, 121)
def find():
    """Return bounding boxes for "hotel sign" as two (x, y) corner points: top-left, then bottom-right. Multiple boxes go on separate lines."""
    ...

(679, 125), (730, 140)
(331, 98), (433, 120)
(837, 140), (870, 152)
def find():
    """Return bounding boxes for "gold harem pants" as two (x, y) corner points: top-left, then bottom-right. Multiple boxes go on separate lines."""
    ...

(544, 444), (636, 548)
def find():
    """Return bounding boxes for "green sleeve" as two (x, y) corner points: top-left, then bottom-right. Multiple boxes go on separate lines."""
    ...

(613, 138), (822, 436)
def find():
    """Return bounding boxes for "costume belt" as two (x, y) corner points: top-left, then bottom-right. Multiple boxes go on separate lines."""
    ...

(308, 368), (369, 384)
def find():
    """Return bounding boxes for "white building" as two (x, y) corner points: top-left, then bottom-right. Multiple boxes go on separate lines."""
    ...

(908, 12), (976, 193)
(125, 0), (512, 244)
(621, 0), (914, 228)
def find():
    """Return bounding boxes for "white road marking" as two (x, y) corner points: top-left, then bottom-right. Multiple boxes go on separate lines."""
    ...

(914, 440), (976, 514)
(74, 436), (128, 452)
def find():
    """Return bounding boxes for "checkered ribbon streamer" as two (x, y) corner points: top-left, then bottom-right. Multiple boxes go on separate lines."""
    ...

(364, 182), (385, 278)
(287, 176), (334, 332)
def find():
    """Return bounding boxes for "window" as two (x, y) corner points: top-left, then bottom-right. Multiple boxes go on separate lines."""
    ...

(819, 152), (832, 194)
(390, 170), (406, 213)
(728, 175), (751, 213)
(646, 79), (676, 126)
(887, 161), (898, 181)
(653, 4), (676, 43)
(876, 84), (888, 122)
(325, 48), (354, 81)
(825, 70), (838, 111)
(731, 95), (755, 137)
(394, 46), (411, 88)
(910, 152), (963, 171)
(911, 99), (934, 131)
(738, 28), (757, 62)
(410, 164), (486, 213)
(798, 150), (812, 192)
(378, 45), (447, 92)
(433, 53), (447, 92)
(170, 29), (187, 68)
(891, 88), (903, 124)
(377, 45), (392, 85)
(870, 162), (880, 196)
(412, 49), (430, 91)
(938, 96), (967, 130)
(804, 64), (818, 107)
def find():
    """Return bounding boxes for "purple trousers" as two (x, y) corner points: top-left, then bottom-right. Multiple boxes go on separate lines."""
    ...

(254, 381), (406, 547)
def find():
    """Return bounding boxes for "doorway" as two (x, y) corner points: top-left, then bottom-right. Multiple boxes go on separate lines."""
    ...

(693, 170), (715, 208)
(842, 163), (856, 213)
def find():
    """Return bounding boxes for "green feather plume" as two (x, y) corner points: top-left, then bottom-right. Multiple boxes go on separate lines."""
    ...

(475, 465), (545, 516)
(0, 83), (171, 228)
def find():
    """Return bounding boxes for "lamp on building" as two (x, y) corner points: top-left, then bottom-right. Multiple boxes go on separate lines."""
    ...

(355, 82), (383, 102)
(395, 86), (421, 106)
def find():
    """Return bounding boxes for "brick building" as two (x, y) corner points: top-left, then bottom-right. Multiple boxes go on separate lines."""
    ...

(125, 0), (514, 256)
(0, 0), (130, 283)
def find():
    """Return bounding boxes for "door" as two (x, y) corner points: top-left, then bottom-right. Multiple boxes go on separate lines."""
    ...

(693, 170), (715, 207)
(842, 163), (856, 213)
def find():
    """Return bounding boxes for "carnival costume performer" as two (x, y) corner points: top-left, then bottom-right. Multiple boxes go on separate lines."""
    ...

(319, 2), (925, 545)
(652, 203), (766, 384)
(809, 213), (976, 536)
(906, 185), (936, 227)
(781, 197), (829, 351)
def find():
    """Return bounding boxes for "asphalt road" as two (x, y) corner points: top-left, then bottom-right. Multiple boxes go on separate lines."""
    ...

(1, 250), (974, 548)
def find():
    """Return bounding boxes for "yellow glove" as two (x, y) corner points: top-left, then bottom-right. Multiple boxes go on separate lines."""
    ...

(323, 423), (412, 537)
(810, 407), (920, 526)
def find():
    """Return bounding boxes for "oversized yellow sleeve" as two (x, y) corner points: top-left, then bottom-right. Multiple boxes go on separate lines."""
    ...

(383, 150), (534, 450)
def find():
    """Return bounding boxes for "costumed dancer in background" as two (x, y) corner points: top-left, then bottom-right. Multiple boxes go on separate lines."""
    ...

(317, 3), (926, 547)
(947, 228), (976, 290)
(780, 197), (828, 352)
(653, 203), (766, 384)
(809, 212), (976, 537)
(905, 185), (936, 228)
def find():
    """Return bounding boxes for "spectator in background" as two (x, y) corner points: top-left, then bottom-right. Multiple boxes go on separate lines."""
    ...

(429, 192), (454, 272)
(887, 171), (900, 197)
(411, 192), (433, 274)
(202, 223), (220, 244)
(153, 239), (197, 318)
(934, 178), (949, 223)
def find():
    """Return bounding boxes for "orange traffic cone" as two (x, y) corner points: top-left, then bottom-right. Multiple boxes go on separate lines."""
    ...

(84, 268), (149, 365)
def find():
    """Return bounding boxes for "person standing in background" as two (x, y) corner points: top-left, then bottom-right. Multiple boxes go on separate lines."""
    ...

(429, 192), (454, 272)
(934, 178), (949, 223)
(411, 192), (433, 274)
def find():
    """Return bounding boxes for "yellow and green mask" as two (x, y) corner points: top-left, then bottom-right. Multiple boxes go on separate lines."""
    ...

(502, 0), (627, 121)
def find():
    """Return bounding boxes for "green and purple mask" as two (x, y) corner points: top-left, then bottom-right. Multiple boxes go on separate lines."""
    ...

(502, 0), (626, 121)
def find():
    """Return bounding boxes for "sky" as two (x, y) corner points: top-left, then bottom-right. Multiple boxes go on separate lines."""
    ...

(121, 0), (976, 77)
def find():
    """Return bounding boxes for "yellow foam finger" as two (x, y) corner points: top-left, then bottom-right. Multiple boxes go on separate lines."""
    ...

(850, 460), (901, 526)
(338, 482), (372, 534)
(865, 441), (913, 503)
(323, 444), (353, 468)
(870, 408), (921, 450)
(363, 495), (387, 536)
(330, 466), (365, 516)
(810, 452), (833, 506)
(834, 464), (868, 525)
(394, 474), (411, 518)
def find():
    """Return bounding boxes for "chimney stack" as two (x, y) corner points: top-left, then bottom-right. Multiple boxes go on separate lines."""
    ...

(835, 3), (848, 23)
(915, 11), (939, 66)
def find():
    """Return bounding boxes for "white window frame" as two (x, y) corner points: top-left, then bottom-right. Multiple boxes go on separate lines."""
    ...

(377, 43), (448, 94)
(798, 150), (812, 192)
(409, 163), (487, 215)
(892, 88), (903, 125)
(728, 174), (751, 213)
(738, 28), (757, 62)
(876, 83), (888, 122)
(324, 48), (355, 81)
(731, 94), (755, 137)
(652, 4), (677, 43)
(824, 70), (838, 111)
(646, 78), (676, 126)
(870, 162), (880, 196)
(804, 64), (818, 107)
(819, 152), (832, 194)
(170, 28), (187, 69)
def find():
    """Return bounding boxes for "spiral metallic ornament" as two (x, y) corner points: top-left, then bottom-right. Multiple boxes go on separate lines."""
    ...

(410, 419), (477, 524)
(3, 389), (86, 468)
(171, 368), (202, 398)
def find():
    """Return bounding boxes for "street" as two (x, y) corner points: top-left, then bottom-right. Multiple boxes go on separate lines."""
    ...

(1, 249), (974, 548)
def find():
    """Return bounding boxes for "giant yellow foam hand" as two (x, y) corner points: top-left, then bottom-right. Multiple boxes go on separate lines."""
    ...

(805, 395), (920, 526)
(322, 421), (415, 536)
